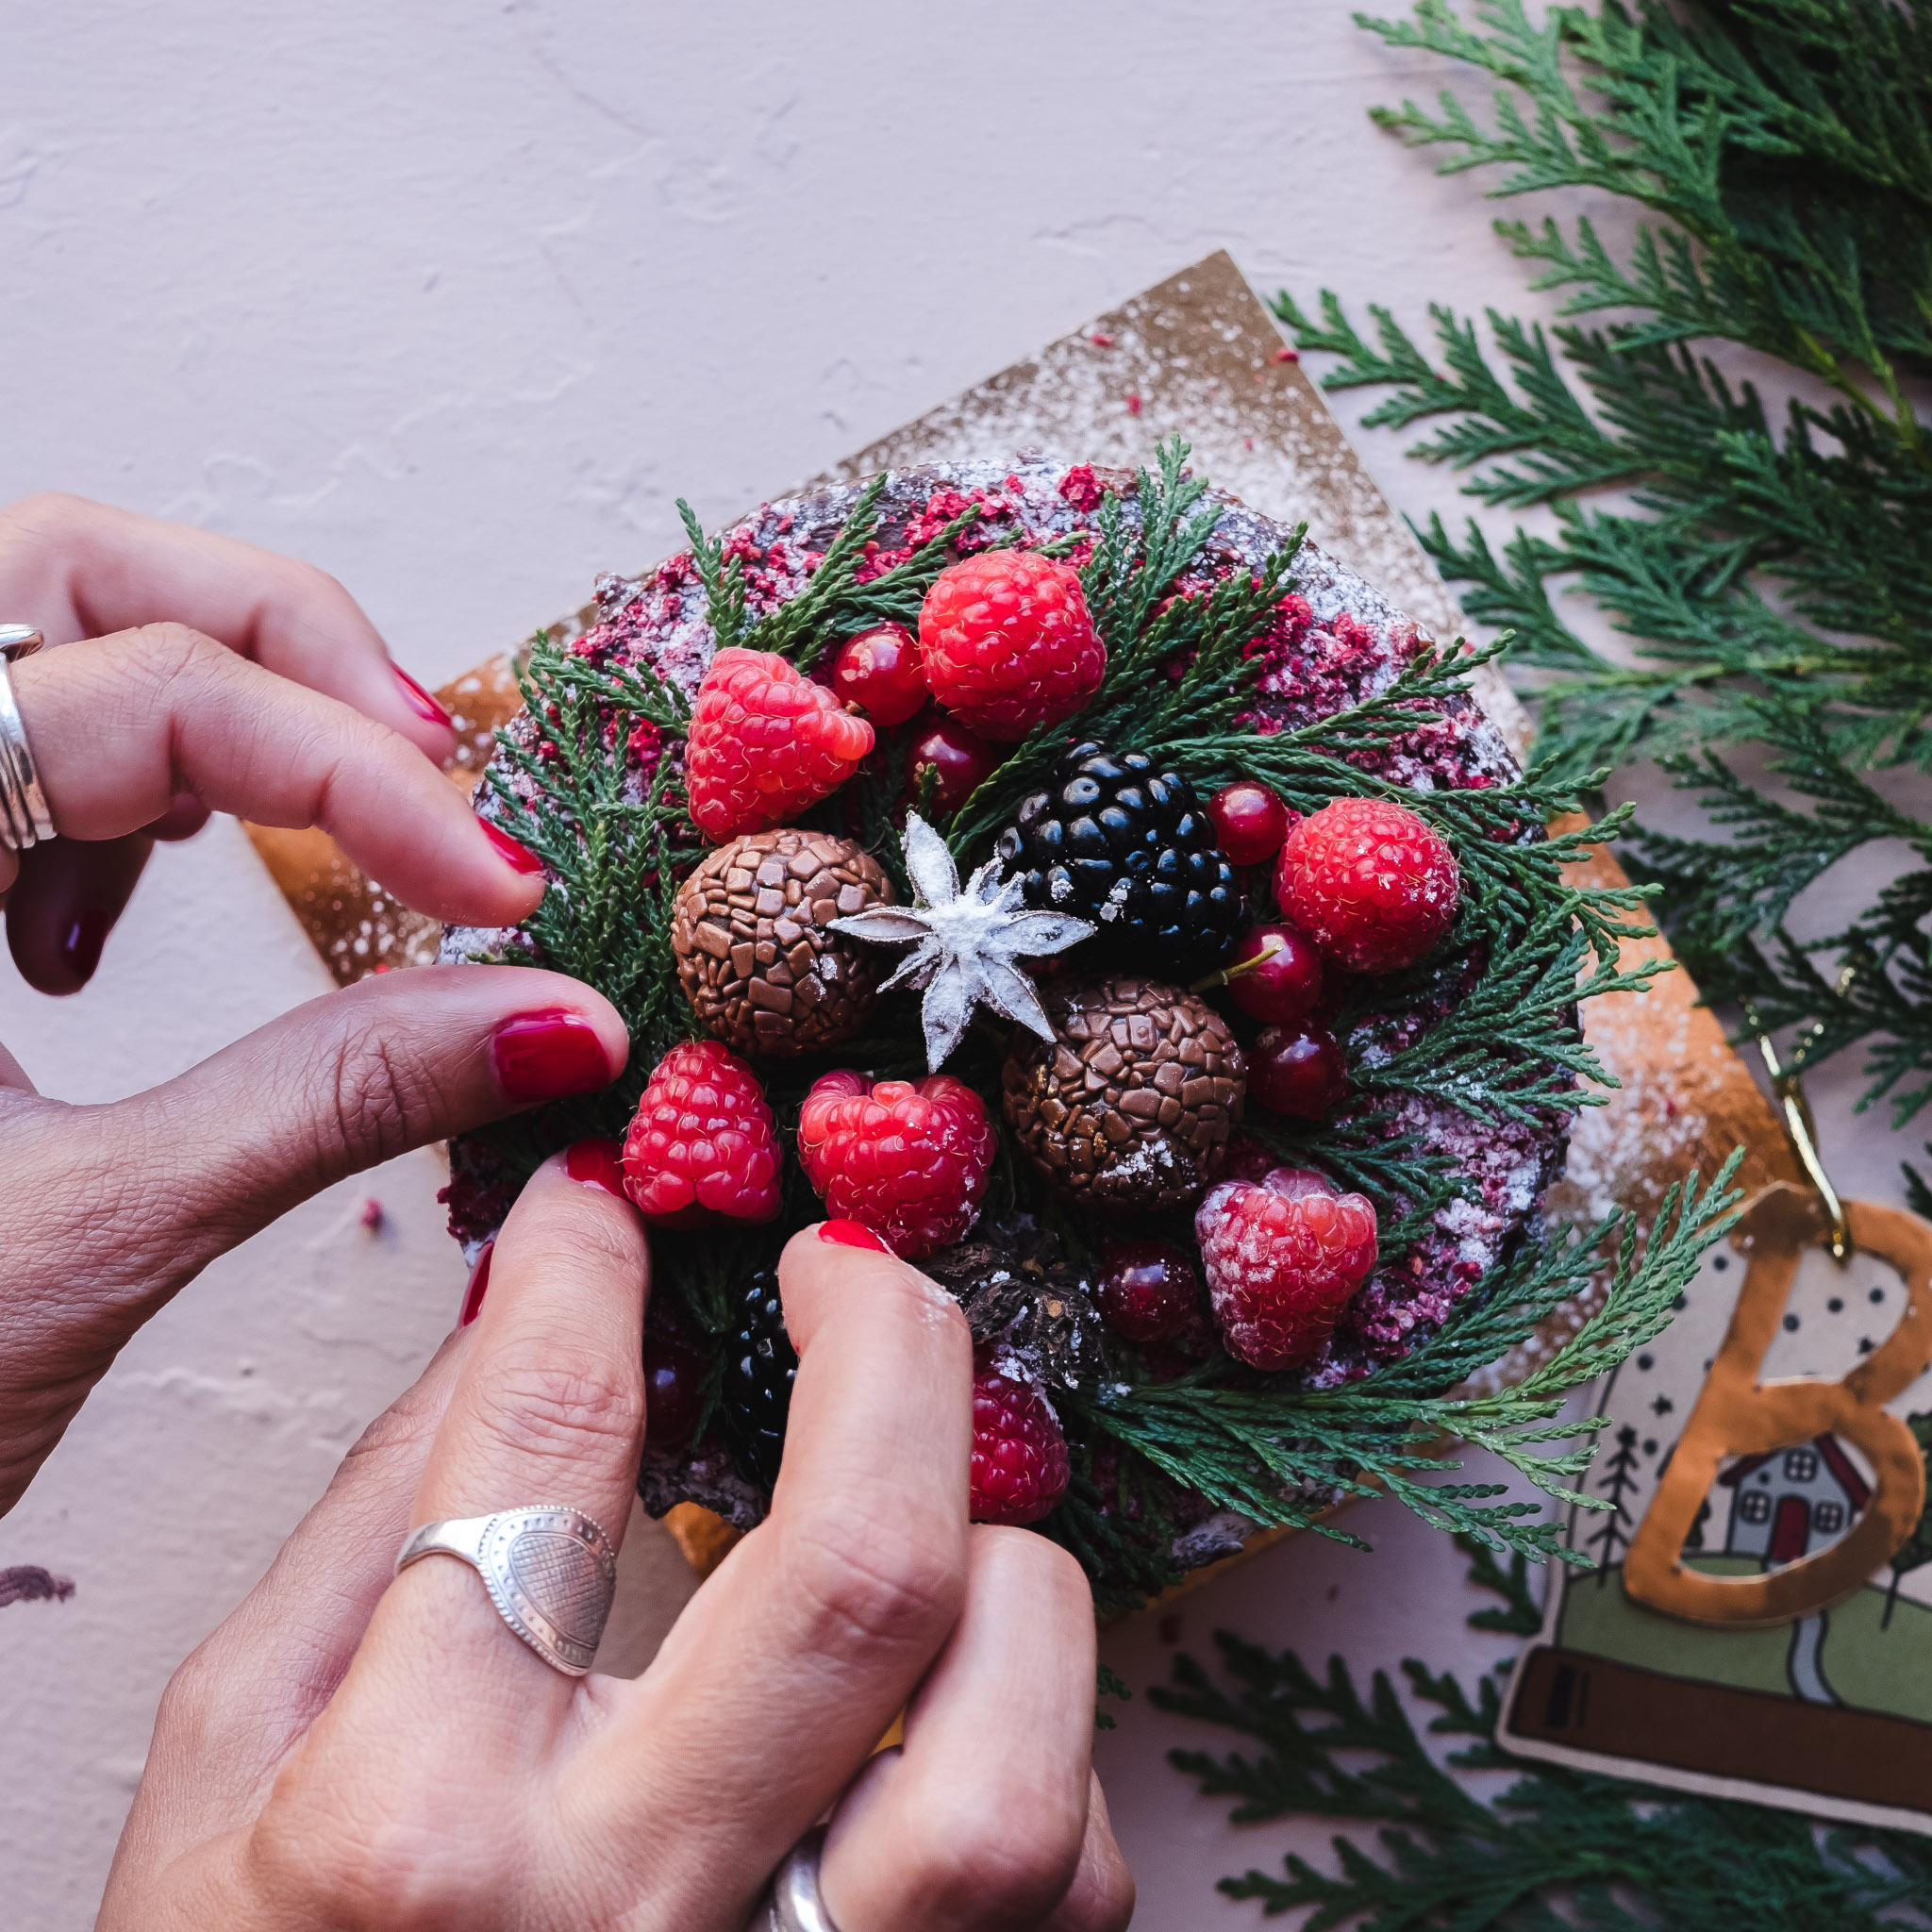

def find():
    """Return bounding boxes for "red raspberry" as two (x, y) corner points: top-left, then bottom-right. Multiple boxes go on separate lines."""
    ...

(796, 1070), (997, 1259)
(1194, 1166), (1378, 1371)
(970, 1353), (1071, 1525)
(919, 549), (1106, 741)
(1274, 797), (1459, 974)
(623, 1041), (782, 1227)
(685, 646), (874, 843)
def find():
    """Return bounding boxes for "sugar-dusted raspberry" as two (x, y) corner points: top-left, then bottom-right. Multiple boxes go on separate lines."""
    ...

(685, 646), (875, 842)
(919, 549), (1106, 741)
(796, 1070), (997, 1259)
(623, 1041), (782, 1227)
(1274, 796), (1459, 974)
(1194, 1166), (1377, 1371)
(971, 1354), (1071, 1525)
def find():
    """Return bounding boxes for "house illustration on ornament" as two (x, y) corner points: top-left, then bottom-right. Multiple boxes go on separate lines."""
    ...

(1721, 1436), (1869, 1566)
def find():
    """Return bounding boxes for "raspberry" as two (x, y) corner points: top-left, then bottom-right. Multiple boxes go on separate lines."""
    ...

(1274, 796), (1459, 974)
(623, 1041), (782, 1226)
(1194, 1166), (1378, 1371)
(685, 646), (874, 843)
(796, 1069), (997, 1259)
(970, 1354), (1071, 1524)
(919, 549), (1106, 741)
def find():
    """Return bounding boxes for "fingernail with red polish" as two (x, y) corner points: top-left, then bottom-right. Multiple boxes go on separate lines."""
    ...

(459, 1241), (494, 1326)
(565, 1139), (630, 1200)
(393, 663), (453, 729)
(819, 1219), (891, 1253)
(492, 1008), (612, 1105)
(481, 820), (544, 876)
(58, 908), (111, 990)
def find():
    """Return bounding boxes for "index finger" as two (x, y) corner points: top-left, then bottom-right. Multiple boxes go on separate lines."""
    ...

(575, 1225), (974, 1912)
(0, 492), (450, 758)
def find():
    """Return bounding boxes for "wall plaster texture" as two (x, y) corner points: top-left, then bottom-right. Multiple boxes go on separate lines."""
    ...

(0, 4), (1909, 1924)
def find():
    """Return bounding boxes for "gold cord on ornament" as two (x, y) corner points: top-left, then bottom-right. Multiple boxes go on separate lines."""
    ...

(1743, 971), (1855, 1263)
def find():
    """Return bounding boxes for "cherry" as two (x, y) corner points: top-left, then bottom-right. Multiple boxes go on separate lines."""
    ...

(904, 713), (1000, 817)
(1097, 1241), (1201, 1342)
(1208, 780), (1291, 866)
(831, 622), (927, 727)
(1224, 921), (1325, 1025)
(642, 1335), (708, 1448)
(1249, 1023), (1346, 1120)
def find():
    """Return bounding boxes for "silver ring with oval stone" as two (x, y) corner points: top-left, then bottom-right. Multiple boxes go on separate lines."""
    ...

(394, 1506), (617, 1676)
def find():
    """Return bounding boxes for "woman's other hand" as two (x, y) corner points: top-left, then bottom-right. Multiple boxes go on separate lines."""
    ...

(0, 492), (627, 1513)
(102, 1181), (1136, 1931)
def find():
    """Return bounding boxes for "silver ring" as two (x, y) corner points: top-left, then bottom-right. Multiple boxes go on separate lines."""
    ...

(764, 1828), (839, 1932)
(394, 1506), (616, 1676)
(0, 625), (54, 854)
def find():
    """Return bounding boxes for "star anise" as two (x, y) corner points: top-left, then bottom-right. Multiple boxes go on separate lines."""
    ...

(831, 812), (1094, 1070)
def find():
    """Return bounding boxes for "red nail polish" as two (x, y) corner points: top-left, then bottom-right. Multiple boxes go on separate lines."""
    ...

(565, 1138), (630, 1200)
(481, 820), (544, 876)
(58, 908), (111, 990)
(459, 1241), (494, 1325)
(392, 663), (453, 728)
(819, 1219), (891, 1253)
(491, 1009), (612, 1104)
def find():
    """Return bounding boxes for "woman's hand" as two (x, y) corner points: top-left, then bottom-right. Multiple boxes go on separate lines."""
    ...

(0, 492), (629, 1513)
(102, 1164), (1136, 1931)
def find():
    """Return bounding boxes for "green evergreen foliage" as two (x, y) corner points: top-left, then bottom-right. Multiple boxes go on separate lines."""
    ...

(1156, 1536), (1932, 1927)
(1275, 0), (1932, 1141)
(469, 439), (1740, 1600)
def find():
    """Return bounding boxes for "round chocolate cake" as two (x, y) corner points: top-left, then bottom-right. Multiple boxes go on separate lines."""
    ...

(442, 450), (1575, 1604)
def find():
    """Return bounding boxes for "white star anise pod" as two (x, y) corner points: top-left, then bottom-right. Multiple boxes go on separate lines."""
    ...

(831, 811), (1095, 1071)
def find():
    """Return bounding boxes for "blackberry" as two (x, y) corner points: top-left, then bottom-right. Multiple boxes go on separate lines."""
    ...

(995, 742), (1248, 974)
(719, 1269), (796, 1491)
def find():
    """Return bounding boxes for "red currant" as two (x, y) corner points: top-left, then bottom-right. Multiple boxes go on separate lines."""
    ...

(1208, 780), (1291, 865)
(904, 713), (1000, 817)
(1224, 921), (1325, 1025)
(831, 623), (928, 727)
(1249, 1023), (1346, 1119)
(1097, 1241), (1201, 1342)
(642, 1335), (708, 1447)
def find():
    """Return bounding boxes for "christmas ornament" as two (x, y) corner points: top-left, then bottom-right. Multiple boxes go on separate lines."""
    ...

(685, 646), (874, 841)
(622, 1041), (782, 1226)
(1274, 796), (1460, 974)
(795, 1068), (997, 1259)
(1000, 974), (1245, 1211)
(920, 547), (1106, 741)
(831, 809), (1093, 1071)
(996, 742), (1248, 976)
(672, 828), (895, 1058)
(1194, 1165), (1379, 1371)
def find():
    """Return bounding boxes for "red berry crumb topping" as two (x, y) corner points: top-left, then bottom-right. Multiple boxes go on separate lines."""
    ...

(919, 549), (1106, 741)
(685, 646), (875, 842)
(1224, 920), (1326, 1026)
(830, 622), (928, 726)
(970, 1353), (1071, 1524)
(1194, 1166), (1378, 1371)
(1097, 1241), (1201, 1342)
(1274, 796), (1460, 974)
(623, 1041), (782, 1227)
(1248, 1023), (1346, 1120)
(796, 1069), (998, 1259)
(904, 713), (1000, 817)
(1208, 780), (1291, 866)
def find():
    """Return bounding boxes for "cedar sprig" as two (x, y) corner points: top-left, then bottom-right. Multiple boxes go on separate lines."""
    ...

(1153, 1539), (1932, 1928)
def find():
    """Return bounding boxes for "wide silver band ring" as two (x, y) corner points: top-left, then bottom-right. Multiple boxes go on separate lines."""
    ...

(395, 1506), (617, 1676)
(764, 1828), (840, 1932)
(0, 625), (54, 854)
